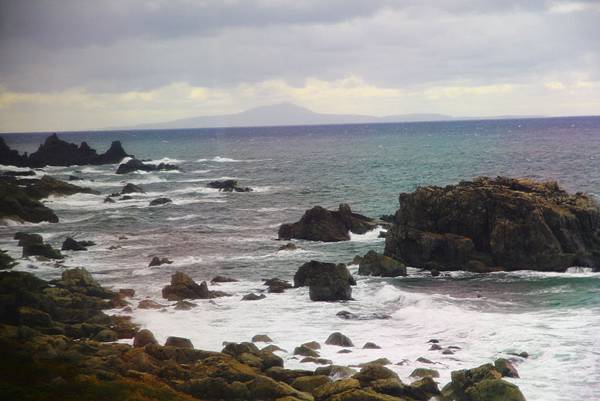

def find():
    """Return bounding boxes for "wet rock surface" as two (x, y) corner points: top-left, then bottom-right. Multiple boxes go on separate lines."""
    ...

(294, 260), (355, 301)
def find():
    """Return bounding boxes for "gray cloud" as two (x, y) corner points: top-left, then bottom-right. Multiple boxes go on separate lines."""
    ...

(0, 0), (598, 100)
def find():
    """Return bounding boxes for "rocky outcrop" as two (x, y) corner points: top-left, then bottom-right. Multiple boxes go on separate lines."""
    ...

(15, 232), (63, 259)
(162, 272), (229, 301)
(0, 249), (17, 269)
(384, 176), (600, 272)
(61, 237), (95, 251)
(440, 363), (525, 401)
(3, 134), (131, 167)
(0, 180), (58, 223)
(116, 158), (179, 174)
(121, 183), (145, 194)
(357, 250), (407, 277)
(149, 197), (172, 206)
(207, 180), (252, 192)
(279, 204), (381, 242)
(294, 260), (355, 301)
(25, 175), (99, 199)
(149, 256), (173, 267)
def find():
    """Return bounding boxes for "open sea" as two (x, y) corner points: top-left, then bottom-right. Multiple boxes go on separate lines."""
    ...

(1, 116), (600, 401)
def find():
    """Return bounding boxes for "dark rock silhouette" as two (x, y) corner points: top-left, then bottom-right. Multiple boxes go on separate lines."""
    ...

(294, 260), (355, 301)
(207, 179), (252, 192)
(116, 158), (179, 174)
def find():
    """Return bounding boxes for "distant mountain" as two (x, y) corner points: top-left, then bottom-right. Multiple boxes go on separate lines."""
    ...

(125, 103), (453, 130)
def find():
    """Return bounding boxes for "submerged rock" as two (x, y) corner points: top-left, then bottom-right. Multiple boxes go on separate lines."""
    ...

(162, 272), (229, 301)
(207, 179), (252, 192)
(263, 277), (293, 293)
(241, 293), (266, 301)
(149, 197), (172, 206)
(278, 242), (298, 251)
(294, 260), (355, 301)
(278, 203), (381, 242)
(61, 237), (94, 251)
(385, 176), (600, 272)
(121, 183), (145, 194)
(211, 275), (238, 283)
(148, 256), (173, 267)
(357, 250), (407, 277)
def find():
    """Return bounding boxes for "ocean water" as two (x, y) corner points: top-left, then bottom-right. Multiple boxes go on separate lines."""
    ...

(2, 116), (600, 401)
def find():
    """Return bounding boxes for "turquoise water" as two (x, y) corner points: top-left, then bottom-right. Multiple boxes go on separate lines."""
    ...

(2, 116), (600, 400)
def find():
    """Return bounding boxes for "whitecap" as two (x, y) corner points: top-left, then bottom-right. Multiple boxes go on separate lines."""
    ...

(145, 157), (185, 165)
(349, 226), (386, 242)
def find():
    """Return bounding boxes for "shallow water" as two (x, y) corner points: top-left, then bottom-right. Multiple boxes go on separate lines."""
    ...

(2, 116), (600, 400)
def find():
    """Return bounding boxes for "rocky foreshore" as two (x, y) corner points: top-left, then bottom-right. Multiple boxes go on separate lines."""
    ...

(0, 269), (527, 401)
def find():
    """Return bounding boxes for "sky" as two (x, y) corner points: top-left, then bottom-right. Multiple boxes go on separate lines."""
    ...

(1, 0), (599, 132)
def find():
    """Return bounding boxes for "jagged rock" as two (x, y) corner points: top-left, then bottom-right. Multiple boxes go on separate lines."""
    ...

(165, 336), (194, 349)
(385, 176), (600, 272)
(294, 261), (355, 301)
(149, 197), (172, 206)
(149, 256), (173, 266)
(4, 134), (130, 167)
(162, 272), (228, 301)
(279, 203), (380, 242)
(357, 250), (406, 277)
(325, 332), (354, 347)
(207, 179), (252, 192)
(242, 293), (266, 301)
(116, 158), (178, 174)
(121, 183), (144, 194)
(264, 277), (293, 293)
(494, 358), (520, 378)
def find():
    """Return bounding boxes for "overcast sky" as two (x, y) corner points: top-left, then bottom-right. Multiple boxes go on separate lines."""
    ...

(1, 0), (599, 132)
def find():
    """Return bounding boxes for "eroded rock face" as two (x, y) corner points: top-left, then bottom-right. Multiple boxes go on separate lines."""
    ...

(294, 260), (355, 301)
(278, 204), (380, 242)
(384, 176), (600, 272)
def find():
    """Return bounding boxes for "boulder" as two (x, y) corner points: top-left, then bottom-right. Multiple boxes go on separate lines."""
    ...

(278, 242), (298, 251)
(148, 256), (173, 267)
(357, 358), (392, 367)
(211, 275), (238, 283)
(294, 261), (355, 301)
(162, 272), (228, 301)
(357, 250), (406, 277)
(116, 158), (179, 174)
(353, 365), (399, 386)
(440, 363), (526, 401)
(138, 299), (166, 309)
(53, 267), (114, 298)
(252, 334), (273, 343)
(300, 357), (332, 365)
(207, 179), (252, 192)
(294, 345), (320, 358)
(149, 197), (172, 206)
(165, 336), (194, 349)
(325, 332), (354, 347)
(494, 358), (520, 378)
(384, 176), (600, 272)
(315, 365), (357, 379)
(363, 342), (381, 349)
(291, 375), (331, 394)
(410, 368), (440, 379)
(313, 378), (361, 400)
(278, 204), (380, 242)
(21, 236), (63, 259)
(61, 237), (90, 251)
(121, 183), (144, 194)
(174, 300), (197, 310)
(302, 341), (321, 350)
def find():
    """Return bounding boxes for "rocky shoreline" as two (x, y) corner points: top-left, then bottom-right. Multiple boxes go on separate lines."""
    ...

(0, 269), (526, 401)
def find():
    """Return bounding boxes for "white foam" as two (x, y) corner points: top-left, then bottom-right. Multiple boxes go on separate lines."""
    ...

(166, 214), (200, 221)
(146, 157), (185, 165)
(349, 226), (386, 242)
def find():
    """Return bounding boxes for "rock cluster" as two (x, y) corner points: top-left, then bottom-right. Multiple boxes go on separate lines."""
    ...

(14, 232), (63, 259)
(279, 204), (381, 242)
(207, 179), (253, 192)
(294, 260), (355, 301)
(61, 237), (95, 251)
(1, 134), (129, 167)
(384, 176), (600, 272)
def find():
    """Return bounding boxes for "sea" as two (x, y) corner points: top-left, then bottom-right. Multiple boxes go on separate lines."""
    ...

(1, 116), (600, 401)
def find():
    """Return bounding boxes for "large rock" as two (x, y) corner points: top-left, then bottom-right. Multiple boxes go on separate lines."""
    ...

(17, 233), (63, 259)
(0, 137), (30, 167)
(207, 180), (252, 192)
(279, 204), (381, 242)
(25, 175), (99, 199)
(61, 237), (92, 251)
(385, 176), (600, 272)
(53, 267), (114, 298)
(294, 261), (355, 301)
(121, 183), (145, 194)
(358, 250), (407, 277)
(162, 272), (228, 301)
(26, 134), (130, 167)
(116, 158), (179, 174)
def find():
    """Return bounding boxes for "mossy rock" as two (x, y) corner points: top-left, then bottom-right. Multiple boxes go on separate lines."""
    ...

(291, 375), (332, 394)
(409, 367), (440, 379)
(465, 378), (526, 401)
(313, 378), (360, 400)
